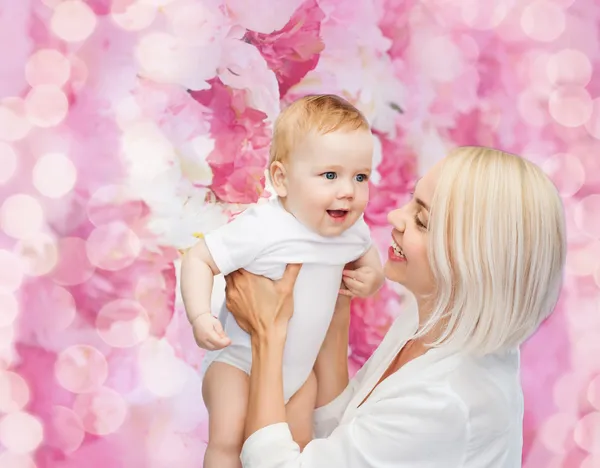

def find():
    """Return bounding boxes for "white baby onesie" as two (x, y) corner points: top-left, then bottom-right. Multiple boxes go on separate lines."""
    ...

(202, 197), (371, 402)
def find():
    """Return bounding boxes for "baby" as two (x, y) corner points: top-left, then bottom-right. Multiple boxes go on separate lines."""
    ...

(180, 94), (385, 468)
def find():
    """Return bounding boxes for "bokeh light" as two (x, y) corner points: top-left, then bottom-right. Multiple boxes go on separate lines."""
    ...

(50, 0), (97, 43)
(0, 195), (44, 240)
(87, 184), (145, 226)
(15, 233), (59, 277)
(0, 452), (36, 468)
(574, 195), (600, 240)
(0, 371), (30, 413)
(86, 222), (141, 271)
(547, 49), (593, 87)
(585, 98), (600, 140)
(73, 387), (128, 435)
(54, 345), (108, 394)
(25, 86), (69, 128)
(549, 86), (593, 128)
(0, 412), (44, 454)
(0, 98), (31, 142)
(541, 152), (585, 197)
(588, 375), (600, 411)
(574, 412), (600, 453)
(520, 1), (566, 42)
(96, 299), (150, 348)
(25, 49), (71, 88)
(32, 152), (77, 198)
(46, 406), (85, 454)
(111, 0), (158, 31)
(36, 285), (77, 334)
(0, 142), (18, 185)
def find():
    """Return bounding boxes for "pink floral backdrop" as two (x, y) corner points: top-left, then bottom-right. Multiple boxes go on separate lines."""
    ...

(0, 0), (599, 467)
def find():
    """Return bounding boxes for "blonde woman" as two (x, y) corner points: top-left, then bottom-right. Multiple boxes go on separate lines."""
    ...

(222, 147), (566, 468)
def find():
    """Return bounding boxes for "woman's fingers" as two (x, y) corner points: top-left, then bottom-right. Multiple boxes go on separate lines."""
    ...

(279, 263), (302, 291)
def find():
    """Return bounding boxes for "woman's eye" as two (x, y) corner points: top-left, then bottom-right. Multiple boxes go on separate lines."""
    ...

(322, 172), (337, 180)
(355, 174), (368, 182)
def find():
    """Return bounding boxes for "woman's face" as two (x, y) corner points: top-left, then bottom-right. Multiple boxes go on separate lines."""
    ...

(384, 161), (440, 300)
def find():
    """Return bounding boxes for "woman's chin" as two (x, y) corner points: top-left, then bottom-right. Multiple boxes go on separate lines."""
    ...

(384, 261), (406, 285)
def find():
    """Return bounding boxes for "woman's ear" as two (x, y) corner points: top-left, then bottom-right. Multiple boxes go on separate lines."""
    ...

(269, 161), (288, 197)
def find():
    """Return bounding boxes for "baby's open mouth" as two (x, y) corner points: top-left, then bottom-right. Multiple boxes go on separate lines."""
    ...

(327, 210), (348, 219)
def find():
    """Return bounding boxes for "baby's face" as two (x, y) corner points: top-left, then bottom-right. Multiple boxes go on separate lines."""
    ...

(281, 129), (373, 237)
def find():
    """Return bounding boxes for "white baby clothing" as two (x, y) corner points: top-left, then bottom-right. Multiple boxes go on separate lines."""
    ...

(202, 198), (371, 401)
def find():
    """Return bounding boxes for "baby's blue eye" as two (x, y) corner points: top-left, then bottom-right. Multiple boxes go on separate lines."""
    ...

(356, 174), (368, 182)
(323, 172), (337, 180)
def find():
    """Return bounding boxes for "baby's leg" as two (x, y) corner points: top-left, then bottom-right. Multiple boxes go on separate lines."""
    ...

(202, 362), (249, 468)
(285, 371), (318, 450)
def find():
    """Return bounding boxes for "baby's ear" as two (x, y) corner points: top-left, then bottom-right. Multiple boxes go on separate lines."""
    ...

(269, 161), (288, 197)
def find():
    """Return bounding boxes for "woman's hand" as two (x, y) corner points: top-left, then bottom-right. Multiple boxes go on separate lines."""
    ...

(224, 264), (302, 338)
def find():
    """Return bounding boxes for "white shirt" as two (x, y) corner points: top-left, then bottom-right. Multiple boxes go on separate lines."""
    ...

(241, 306), (524, 467)
(203, 198), (371, 400)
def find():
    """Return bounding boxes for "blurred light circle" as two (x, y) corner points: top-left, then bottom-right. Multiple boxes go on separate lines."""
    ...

(588, 375), (600, 411)
(0, 195), (44, 240)
(517, 89), (547, 127)
(0, 452), (36, 468)
(547, 49), (593, 87)
(87, 184), (144, 226)
(0, 250), (24, 292)
(0, 98), (31, 142)
(0, 371), (30, 413)
(139, 338), (189, 397)
(51, 237), (95, 286)
(566, 240), (600, 277)
(549, 86), (593, 128)
(55, 345), (108, 393)
(32, 152), (77, 198)
(460, 0), (512, 30)
(574, 195), (600, 239)
(527, 52), (553, 97)
(46, 405), (84, 454)
(86, 222), (141, 271)
(541, 152), (585, 197)
(539, 413), (577, 454)
(553, 372), (585, 412)
(0, 293), (19, 328)
(96, 299), (150, 348)
(50, 1), (97, 43)
(15, 233), (59, 277)
(574, 412), (600, 453)
(37, 285), (77, 333)
(73, 387), (127, 435)
(411, 35), (464, 83)
(0, 412), (44, 454)
(25, 85), (69, 128)
(140, 0), (177, 7)
(0, 142), (18, 185)
(25, 49), (71, 87)
(585, 98), (600, 140)
(521, 1), (565, 42)
(111, 0), (157, 31)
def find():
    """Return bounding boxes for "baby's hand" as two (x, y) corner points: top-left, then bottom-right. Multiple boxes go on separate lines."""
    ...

(340, 266), (382, 298)
(192, 314), (231, 351)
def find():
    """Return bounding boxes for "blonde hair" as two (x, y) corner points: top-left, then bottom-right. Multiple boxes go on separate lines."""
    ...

(417, 146), (566, 355)
(269, 94), (370, 164)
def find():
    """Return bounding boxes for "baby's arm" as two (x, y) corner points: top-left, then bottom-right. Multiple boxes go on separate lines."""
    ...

(180, 238), (230, 350)
(341, 245), (385, 297)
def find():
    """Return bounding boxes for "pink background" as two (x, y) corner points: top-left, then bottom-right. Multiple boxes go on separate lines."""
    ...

(0, 0), (599, 467)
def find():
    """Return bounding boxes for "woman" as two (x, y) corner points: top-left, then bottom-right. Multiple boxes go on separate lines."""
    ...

(223, 146), (566, 467)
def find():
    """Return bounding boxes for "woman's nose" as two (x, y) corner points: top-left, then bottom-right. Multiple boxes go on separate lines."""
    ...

(387, 208), (405, 232)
